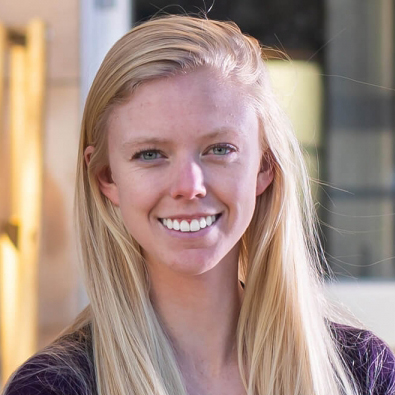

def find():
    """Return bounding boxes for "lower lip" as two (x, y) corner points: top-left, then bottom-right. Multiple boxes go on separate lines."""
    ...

(158, 215), (221, 238)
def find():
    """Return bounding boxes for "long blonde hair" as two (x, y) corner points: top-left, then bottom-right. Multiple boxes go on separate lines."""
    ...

(71, 15), (357, 395)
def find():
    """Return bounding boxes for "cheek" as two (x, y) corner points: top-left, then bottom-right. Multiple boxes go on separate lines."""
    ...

(116, 176), (156, 223)
(221, 170), (258, 222)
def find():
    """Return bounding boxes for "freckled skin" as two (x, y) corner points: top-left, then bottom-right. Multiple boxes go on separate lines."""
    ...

(98, 68), (272, 279)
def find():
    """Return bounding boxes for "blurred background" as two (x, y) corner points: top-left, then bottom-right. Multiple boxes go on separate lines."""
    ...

(1, 0), (395, 386)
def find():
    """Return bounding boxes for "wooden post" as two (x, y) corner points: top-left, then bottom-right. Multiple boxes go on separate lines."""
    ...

(0, 19), (46, 385)
(17, 18), (46, 367)
(0, 43), (27, 384)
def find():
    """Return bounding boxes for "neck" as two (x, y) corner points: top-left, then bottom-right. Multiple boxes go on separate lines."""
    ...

(148, 257), (243, 375)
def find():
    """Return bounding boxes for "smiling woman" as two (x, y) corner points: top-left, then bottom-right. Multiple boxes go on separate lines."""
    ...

(3, 14), (395, 395)
(91, 69), (270, 277)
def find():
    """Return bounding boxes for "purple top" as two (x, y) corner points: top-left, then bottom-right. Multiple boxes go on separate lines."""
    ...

(3, 323), (395, 395)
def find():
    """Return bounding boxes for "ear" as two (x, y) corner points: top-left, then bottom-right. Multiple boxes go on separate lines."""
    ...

(256, 160), (274, 196)
(84, 145), (120, 206)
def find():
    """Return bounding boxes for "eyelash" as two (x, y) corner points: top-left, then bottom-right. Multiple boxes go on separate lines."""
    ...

(131, 144), (237, 161)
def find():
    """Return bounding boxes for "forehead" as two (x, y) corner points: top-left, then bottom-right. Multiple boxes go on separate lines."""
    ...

(107, 69), (258, 145)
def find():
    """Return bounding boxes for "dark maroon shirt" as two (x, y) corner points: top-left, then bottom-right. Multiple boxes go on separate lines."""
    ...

(3, 323), (395, 395)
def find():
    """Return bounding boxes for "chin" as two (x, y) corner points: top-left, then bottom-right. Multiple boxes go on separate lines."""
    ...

(166, 257), (219, 276)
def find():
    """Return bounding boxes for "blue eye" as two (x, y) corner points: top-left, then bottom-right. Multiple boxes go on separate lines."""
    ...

(208, 144), (236, 155)
(212, 146), (229, 155)
(133, 149), (163, 161)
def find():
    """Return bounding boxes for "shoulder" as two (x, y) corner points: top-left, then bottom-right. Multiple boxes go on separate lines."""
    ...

(3, 326), (96, 395)
(330, 322), (395, 395)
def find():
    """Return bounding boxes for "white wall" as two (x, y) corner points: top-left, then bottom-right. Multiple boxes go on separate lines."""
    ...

(325, 281), (395, 348)
(80, 0), (132, 106)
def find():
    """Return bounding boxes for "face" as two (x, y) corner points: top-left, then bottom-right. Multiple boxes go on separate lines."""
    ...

(92, 68), (272, 278)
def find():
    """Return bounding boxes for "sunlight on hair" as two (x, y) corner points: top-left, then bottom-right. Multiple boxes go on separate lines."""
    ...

(267, 60), (323, 197)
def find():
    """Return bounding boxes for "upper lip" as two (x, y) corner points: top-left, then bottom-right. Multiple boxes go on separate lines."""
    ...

(159, 213), (220, 220)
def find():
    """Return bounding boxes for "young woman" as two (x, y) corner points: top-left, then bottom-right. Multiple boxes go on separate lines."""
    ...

(3, 15), (395, 395)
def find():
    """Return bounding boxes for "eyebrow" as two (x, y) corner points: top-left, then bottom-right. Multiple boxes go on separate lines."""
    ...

(121, 137), (171, 148)
(120, 128), (241, 149)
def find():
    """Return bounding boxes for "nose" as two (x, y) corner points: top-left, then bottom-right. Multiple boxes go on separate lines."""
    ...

(170, 159), (207, 200)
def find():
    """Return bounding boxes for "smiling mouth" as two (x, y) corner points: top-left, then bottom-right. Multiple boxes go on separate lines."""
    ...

(159, 214), (221, 232)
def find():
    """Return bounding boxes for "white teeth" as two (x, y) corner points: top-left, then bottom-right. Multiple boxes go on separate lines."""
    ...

(161, 215), (219, 232)
(173, 219), (180, 231)
(180, 220), (190, 232)
(190, 219), (200, 232)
